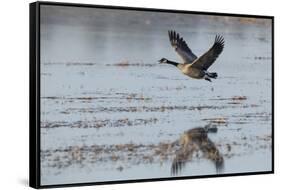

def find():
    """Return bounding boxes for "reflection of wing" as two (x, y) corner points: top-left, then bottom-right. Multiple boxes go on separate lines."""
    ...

(199, 137), (224, 173)
(191, 35), (224, 70)
(168, 30), (197, 64)
(171, 127), (224, 175)
(171, 142), (196, 175)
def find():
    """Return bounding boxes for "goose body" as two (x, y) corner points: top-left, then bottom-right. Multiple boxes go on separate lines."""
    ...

(179, 64), (206, 79)
(159, 30), (225, 82)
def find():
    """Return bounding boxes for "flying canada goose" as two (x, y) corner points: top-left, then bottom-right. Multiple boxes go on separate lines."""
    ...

(171, 127), (224, 175)
(159, 30), (225, 82)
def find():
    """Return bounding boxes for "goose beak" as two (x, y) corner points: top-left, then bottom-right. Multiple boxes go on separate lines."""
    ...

(158, 59), (162, 63)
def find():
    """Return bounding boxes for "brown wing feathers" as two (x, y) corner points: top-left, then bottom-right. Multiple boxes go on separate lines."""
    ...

(192, 35), (225, 70)
(168, 30), (197, 63)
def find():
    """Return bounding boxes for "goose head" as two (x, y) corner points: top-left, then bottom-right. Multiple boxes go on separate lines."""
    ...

(158, 58), (179, 67)
(158, 58), (169, 64)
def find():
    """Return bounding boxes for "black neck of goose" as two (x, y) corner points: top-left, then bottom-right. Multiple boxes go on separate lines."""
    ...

(166, 60), (179, 67)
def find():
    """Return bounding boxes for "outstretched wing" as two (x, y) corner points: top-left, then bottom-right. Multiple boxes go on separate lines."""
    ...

(191, 35), (224, 70)
(168, 30), (197, 64)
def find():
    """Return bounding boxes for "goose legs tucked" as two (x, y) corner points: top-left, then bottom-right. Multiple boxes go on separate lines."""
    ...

(204, 72), (218, 82)
(206, 72), (218, 79)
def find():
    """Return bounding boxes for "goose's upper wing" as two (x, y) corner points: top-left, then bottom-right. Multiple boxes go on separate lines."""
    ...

(168, 30), (197, 64)
(191, 35), (224, 70)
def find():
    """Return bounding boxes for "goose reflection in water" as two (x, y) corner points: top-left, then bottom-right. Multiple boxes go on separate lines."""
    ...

(171, 126), (224, 175)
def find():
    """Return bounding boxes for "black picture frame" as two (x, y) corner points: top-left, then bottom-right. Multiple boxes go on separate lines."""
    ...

(30, 1), (274, 189)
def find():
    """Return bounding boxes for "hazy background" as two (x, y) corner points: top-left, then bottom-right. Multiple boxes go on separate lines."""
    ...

(40, 5), (271, 64)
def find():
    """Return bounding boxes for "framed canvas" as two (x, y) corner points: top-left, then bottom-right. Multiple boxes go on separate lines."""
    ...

(29, 1), (274, 188)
